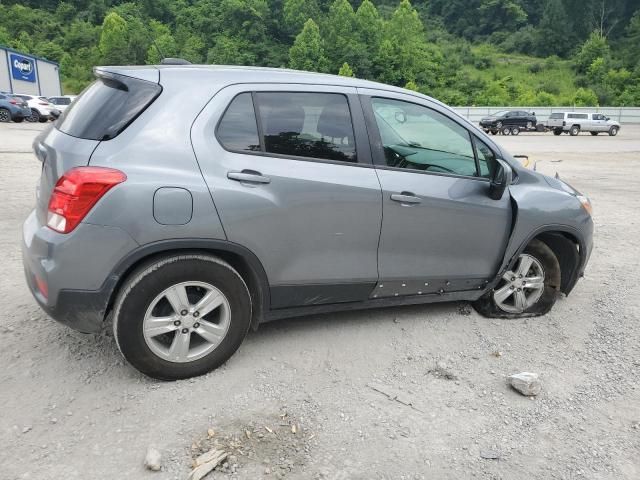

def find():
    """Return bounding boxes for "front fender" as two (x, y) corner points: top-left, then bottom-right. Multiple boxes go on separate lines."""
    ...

(490, 171), (593, 293)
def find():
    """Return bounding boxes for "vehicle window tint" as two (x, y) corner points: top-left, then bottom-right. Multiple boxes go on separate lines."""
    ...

(371, 97), (477, 177)
(57, 75), (161, 140)
(255, 92), (356, 162)
(568, 113), (588, 119)
(474, 137), (497, 179)
(217, 93), (260, 152)
(549, 113), (563, 119)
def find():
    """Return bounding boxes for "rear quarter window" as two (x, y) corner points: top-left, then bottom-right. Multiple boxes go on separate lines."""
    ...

(57, 74), (161, 140)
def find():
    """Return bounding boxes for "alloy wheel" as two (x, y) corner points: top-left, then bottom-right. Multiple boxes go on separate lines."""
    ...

(493, 254), (545, 314)
(0, 109), (9, 122)
(142, 281), (231, 363)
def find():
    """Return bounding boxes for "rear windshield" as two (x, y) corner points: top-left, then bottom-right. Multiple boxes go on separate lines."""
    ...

(57, 74), (161, 140)
(549, 113), (564, 119)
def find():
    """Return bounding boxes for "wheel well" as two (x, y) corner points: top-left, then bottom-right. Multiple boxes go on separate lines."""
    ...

(105, 247), (268, 331)
(533, 231), (580, 293)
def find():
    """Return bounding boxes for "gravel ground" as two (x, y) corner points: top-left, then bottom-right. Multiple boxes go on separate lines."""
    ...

(1, 122), (639, 480)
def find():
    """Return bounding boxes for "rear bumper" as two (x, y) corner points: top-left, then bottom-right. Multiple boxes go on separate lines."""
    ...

(21, 211), (139, 333)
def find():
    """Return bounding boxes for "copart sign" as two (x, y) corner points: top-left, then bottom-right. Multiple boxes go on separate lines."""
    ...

(10, 53), (36, 83)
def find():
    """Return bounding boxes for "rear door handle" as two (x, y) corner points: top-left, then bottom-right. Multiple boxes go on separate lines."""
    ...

(227, 170), (271, 184)
(390, 192), (421, 204)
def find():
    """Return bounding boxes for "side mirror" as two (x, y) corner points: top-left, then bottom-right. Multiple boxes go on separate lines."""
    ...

(489, 159), (513, 200)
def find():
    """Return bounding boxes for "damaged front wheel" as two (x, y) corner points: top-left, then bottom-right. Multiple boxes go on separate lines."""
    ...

(473, 239), (561, 318)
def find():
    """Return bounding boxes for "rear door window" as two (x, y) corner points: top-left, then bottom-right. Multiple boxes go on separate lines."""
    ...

(254, 92), (357, 163)
(57, 74), (161, 140)
(217, 93), (260, 152)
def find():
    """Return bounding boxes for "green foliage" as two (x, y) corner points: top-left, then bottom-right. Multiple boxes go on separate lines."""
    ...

(573, 87), (599, 106)
(0, 0), (638, 104)
(289, 19), (328, 72)
(338, 62), (354, 77)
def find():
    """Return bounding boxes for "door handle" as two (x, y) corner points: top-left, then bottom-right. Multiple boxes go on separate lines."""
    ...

(390, 192), (421, 204)
(227, 170), (271, 184)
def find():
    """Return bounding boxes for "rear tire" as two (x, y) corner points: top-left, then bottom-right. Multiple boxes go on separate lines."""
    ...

(113, 254), (252, 380)
(501, 126), (511, 135)
(609, 126), (619, 136)
(473, 239), (561, 318)
(510, 126), (520, 136)
(27, 109), (39, 123)
(569, 125), (580, 136)
(553, 129), (562, 136)
(0, 108), (10, 123)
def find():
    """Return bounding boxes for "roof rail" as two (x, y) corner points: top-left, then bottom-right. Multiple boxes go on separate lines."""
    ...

(160, 58), (192, 65)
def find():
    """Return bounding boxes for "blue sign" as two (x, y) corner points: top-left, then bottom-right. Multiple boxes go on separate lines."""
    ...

(9, 53), (37, 83)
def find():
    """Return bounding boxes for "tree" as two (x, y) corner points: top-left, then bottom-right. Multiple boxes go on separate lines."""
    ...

(323, 0), (359, 73)
(338, 62), (354, 77)
(573, 87), (599, 106)
(283, 0), (319, 37)
(535, 0), (571, 56)
(574, 31), (610, 74)
(354, 0), (383, 78)
(289, 19), (328, 72)
(98, 12), (129, 64)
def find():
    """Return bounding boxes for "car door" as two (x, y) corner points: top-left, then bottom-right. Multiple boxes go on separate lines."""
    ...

(358, 89), (512, 297)
(592, 113), (606, 131)
(191, 84), (383, 309)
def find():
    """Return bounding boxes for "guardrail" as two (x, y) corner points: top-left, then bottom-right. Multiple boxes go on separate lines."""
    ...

(452, 107), (640, 124)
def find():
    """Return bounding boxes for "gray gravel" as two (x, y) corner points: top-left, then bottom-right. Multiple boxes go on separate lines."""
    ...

(1, 122), (639, 479)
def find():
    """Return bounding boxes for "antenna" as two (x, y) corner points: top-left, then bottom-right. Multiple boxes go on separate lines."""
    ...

(120, 13), (165, 63)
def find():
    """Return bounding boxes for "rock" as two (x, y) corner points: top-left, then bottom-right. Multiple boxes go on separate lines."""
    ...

(508, 372), (541, 396)
(22, 426), (32, 434)
(480, 449), (501, 460)
(144, 446), (162, 472)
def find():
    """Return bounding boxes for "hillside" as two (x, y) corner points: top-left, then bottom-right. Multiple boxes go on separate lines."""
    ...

(0, 0), (638, 106)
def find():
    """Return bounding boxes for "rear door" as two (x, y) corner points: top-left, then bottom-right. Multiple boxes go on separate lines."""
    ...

(359, 89), (512, 296)
(191, 84), (383, 308)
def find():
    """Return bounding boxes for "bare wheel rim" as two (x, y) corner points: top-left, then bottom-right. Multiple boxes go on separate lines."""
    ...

(493, 254), (545, 314)
(142, 281), (231, 363)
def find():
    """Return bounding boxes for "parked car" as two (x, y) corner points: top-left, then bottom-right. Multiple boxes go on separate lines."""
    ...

(13, 94), (57, 122)
(0, 93), (31, 122)
(479, 110), (537, 135)
(546, 112), (620, 136)
(23, 64), (594, 379)
(48, 95), (77, 112)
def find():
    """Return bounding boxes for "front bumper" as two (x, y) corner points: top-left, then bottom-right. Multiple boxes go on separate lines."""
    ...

(21, 211), (139, 333)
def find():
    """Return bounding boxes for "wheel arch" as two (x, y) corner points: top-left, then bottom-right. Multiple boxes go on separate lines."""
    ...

(502, 226), (585, 295)
(105, 239), (270, 331)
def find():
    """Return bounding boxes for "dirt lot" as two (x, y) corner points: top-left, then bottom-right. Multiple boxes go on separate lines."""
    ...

(1, 122), (639, 480)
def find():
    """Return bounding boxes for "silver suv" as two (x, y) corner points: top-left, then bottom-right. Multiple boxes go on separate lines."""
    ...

(22, 65), (594, 379)
(547, 112), (620, 136)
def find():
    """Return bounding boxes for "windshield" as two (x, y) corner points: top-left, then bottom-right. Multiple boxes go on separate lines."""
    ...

(490, 110), (509, 117)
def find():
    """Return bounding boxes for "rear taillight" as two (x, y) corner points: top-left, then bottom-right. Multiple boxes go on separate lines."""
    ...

(9, 99), (18, 104)
(47, 167), (126, 233)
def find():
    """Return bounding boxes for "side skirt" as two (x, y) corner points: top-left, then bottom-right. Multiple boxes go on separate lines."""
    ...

(262, 288), (486, 323)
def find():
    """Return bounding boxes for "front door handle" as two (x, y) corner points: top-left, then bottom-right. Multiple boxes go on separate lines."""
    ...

(390, 192), (421, 204)
(227, 170), (271, 184)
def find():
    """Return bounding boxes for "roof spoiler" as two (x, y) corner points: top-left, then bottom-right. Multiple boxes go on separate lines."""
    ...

(161, 58), (192, 65)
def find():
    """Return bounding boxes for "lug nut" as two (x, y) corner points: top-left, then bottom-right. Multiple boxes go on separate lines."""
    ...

(517, 288), (522, 292)
(193, 322), (200, 328)
(193, 311), (200, 318)
(180, 309), (188, 316)
(174, 320), (181, 326)
(181, 328), (189, 334)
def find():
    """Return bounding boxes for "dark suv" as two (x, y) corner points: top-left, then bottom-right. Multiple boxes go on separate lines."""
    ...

(0, 93), (31, 122)
(480, 110), (537, 135)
